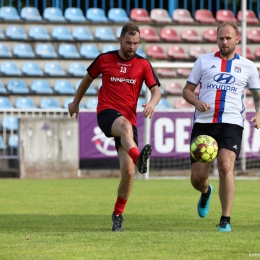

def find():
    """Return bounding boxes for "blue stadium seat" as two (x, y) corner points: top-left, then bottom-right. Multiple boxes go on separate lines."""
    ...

(72, 26), (93, 41)
(86, 97), (98, 109)
(68, 62), (87, 77)
(29, 26), (50, 40)
(94, 27), (116, 41)
(35, 43), (57, 58)
(8, 134), (18, 149)
(58, 44), (80, 58)
(86, 8), (108, 22)
(155, 98), (172, 109)
(136, 46), (147, 58)
(13, 43), (35, 58)
(63, 97), (84, 109)
(0, 6), (20, 21)
(21, 7), (42, 21)
(52, 26), (73, 41)
(7, 79), (29, 94)
(0, 61), (21, 76)
(116, 27), (122, 37)
(6, 25), (27, 40)
(15, 97), (36, 108)
(40, 97), (61, 109)
(0, 97), (13, 108)
(0, 136), (7, 150)
(108, 8), (130, 22)
(22, 61), (43, 76)
(54, 80), (75, 94)
(75, 80), (97, 94)
(0, 28), (4, 39)
(2, 116), (18, 131)
(65, 7), (86, 22)
(80, 44), (100, 59)
(30, 79), (53, 94)
(102, 44), (118, 53)
(0, 43), (12, 58)
(43, 7), (65, 22)
(0, 80), (6, 93)
(44, 62), (66, 76)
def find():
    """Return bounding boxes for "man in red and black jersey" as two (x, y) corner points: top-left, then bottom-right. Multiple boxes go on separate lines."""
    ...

(68, 23), (161, 231)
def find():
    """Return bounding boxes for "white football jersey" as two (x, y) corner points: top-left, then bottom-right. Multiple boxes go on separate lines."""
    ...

(187, 51), (260, 127)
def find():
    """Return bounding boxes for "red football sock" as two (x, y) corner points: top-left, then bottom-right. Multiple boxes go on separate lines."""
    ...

(114, 196), (128, 216)
(128, 147), (140, 165)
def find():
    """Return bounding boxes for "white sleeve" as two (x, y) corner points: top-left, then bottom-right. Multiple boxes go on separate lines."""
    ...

(248, 64), (260, 90)
(187, 57), (202, 86)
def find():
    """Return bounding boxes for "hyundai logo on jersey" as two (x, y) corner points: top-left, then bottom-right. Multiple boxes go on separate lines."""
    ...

(213, 73), (236, 84)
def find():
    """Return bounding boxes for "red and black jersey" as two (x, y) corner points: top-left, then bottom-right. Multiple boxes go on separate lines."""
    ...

(87, 50), (160, 126)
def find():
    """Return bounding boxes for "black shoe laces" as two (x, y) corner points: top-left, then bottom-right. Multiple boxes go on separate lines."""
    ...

(114, 215), (124, 227)
(216, 220), (229, 228)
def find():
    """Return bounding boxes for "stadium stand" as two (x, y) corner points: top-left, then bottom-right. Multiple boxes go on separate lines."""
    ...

(53, 80), (76, 94)
(216, 9), (238, 23)
(94, 27), (116, 41)
(130, 8), (152, 23)
(237, 10), (259, 24)
(64, 7), (86, 22)
(63, 98), (84, 109)
(15, 97), (37, 108)
(13, 43), (35, 58)
(203, 28), (217, 43)
(72, 26), (94, 41)
(58, 44), (80, 58)
(146, 45), (167, 59)
(116, 27), (122, 37)
(0, 43), (12, 57)
(86, 7), (108, 22)
(174, 98), (193, 109)
(167, 46), (190, 60)
(189, 46), (207, 59)
(172, 9), (194, 23)
(44, 62), (66, 76)
(140, 26), (160, 42)
(137, 97), (146, 108)
(8, 134), (18, 149)
(102, 44), (118, 53)
(108, 8), (130, 22)
(2, 116), (19, 131)
(30, 79), (53, 94)
(160, 27), (181, 42)
(0, 28), (4, 39)
(43, 7), (65, 22)
(247, 29), (260, 43)
(28, 26), (51, 40)
(0, 61), (21, 76)
(155, 98), (172, 109)
(6, 25), (27, 40)
(181, 28), (202, 42)
(194, 9), (216, 24)
(235, 45), (255, 60)
(150, 8), (172, 23)
(165, 81), (183, 95)
(0, 81), (7, 93)
(86, 97), (98, 108)
(0, 6), (20, 20)
(245, 98), (255, 109)
(255, 46), (260, 59)
(68, 62), (87, 77)
(0, 136), (7, 150)
(21, 7), (42, 21)
(80, 44), (100, 59)
(35, 43), (57, 58)
(7, 79), (29, 94)
(0, 97), (13, 108)
(21, 61), (44, 76)
(52, 26), (73, 41)
(40, 97), (61, 109)
(156, 68), (177, 78)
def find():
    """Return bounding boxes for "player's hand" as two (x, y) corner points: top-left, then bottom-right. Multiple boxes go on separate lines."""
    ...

(142, 103), (155, 119)
(196, 101), (211, 113)
(68, 101), (79, 119)
(250, 113), (260, 129)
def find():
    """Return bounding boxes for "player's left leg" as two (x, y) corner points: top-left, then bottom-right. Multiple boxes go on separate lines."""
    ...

(216, 148), (236, 232)
(191, 162), (213, 218)
(112, 146), (136, 232)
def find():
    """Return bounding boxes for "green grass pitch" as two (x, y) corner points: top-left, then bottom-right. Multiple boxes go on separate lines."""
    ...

(0, 178), (259, 259)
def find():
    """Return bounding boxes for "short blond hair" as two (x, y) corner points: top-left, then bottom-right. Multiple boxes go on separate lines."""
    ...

(217, 22), (238, 35)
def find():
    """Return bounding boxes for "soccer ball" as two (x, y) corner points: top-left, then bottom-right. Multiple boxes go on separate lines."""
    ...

(190, 135), (218, 163)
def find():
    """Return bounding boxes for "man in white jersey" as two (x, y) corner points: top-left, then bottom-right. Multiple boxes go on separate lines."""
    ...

(183, 22), (260, 232)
